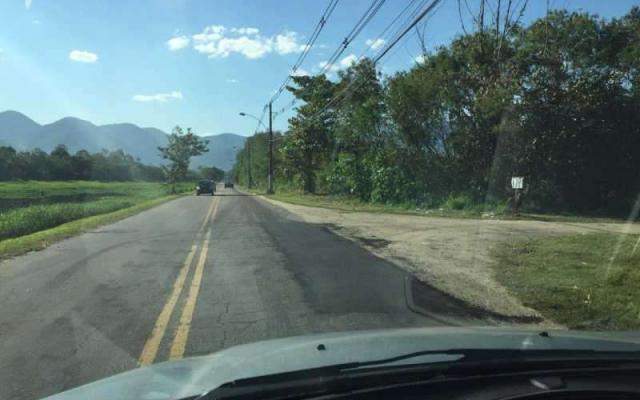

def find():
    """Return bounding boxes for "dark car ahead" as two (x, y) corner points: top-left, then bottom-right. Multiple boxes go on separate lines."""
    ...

(196, 180), (215, 196)
(224, 182), (234, 188)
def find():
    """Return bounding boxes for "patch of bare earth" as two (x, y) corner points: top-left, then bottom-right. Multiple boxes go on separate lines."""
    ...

(258, 196), (640, 323)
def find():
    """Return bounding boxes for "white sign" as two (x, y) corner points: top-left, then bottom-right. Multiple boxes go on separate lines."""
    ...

(511, 177), (524, 190)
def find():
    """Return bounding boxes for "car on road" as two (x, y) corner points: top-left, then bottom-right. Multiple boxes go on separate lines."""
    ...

(224, 182), (234, 188)
(44, 328), (640, 399)
(196, 180), (215, 196)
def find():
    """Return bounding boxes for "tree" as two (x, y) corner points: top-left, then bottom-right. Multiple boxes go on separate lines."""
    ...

(198, 166), (225, 182)
(329, 58), (386, 200)
(284, 75), (336, 193)
(158, 126), (209, 193)
(49, 144), (74, 180)
(0, 146), (17, 180)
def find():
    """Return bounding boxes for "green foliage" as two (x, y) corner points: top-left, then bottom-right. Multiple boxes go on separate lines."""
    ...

(198, 166), (225, 182)
(232, 131), (284, 190)
(0, 181), (190, 241)
(235, 6), (640, 217)
(158, 126), (209, 193)
(442, 194), (474, 211)
(0, 199), (133, 240)
(0, 145), (166, 182)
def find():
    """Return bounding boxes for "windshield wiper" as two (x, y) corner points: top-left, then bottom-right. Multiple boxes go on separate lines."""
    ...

(198, 348), (640, 399)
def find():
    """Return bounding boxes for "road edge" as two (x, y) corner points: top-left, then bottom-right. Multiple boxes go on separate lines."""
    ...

(251, 192), (557, 327)
(0, 193), (188, 261)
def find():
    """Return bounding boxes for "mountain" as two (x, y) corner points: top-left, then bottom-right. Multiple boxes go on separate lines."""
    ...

(0, 111), (245, 171)
(0, 111), (41, 150)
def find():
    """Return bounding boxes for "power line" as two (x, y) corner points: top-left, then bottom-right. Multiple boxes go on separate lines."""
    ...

(283, 0), (432, 120)
(318, 0), (387, 76)
(269, 0), (340, 105)
(374, 0), (441, 62)
(275, 0), (395, 119)
(304, 0), (443, 124)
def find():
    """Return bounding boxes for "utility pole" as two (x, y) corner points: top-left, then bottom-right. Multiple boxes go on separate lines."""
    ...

(267, 101), (274, 194)
(247, 140), (252, 188)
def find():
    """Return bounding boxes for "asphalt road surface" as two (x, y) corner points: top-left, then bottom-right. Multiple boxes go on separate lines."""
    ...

(0, 186), (484, 400)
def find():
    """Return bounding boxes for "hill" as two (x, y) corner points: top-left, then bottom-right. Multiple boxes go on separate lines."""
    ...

(0, 111), (245, 171)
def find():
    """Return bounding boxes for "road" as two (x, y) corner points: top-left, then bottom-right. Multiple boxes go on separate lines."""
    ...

(0, 187), (485, 400)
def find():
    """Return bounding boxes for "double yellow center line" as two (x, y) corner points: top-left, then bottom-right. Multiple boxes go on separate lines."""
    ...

(138, 197), (219, 367)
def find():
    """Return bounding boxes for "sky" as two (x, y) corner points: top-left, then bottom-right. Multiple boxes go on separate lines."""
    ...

(0, 0), (637, 136)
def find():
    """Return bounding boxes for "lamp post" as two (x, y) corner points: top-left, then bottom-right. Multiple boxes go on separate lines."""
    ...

(239, 108), (274, 193)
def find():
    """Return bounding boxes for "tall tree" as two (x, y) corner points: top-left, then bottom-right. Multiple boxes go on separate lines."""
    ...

(284, 75), (336, 193)
(158, 126), (209, 193)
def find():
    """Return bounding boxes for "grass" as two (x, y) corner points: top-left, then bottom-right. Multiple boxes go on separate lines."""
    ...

(241, 187), (631, 223)
(492, 232), (640, 330)
(0, 181), (192, 258)
(244, 189), (505, 219)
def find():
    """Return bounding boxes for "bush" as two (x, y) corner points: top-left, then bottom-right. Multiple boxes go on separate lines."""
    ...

(442, 194), (474, 210)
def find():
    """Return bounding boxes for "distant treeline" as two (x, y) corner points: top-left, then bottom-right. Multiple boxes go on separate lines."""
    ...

(0, 144), (225, 182)
(233, 7), (640, 215)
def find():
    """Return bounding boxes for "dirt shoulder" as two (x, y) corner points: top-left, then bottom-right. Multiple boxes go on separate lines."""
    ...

(258, 195), (640, 322)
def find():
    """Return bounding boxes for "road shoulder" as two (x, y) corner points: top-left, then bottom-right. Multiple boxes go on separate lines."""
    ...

(255, 195), (639, 325)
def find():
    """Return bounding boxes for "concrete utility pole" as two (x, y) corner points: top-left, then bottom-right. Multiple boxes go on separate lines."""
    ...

(247, 141), (252, 188)
(267, 102), (274, 194)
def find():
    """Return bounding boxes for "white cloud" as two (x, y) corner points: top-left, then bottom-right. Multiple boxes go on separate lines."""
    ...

(291, 67), (310, 77)
(193, 25), (226, 44)
(339, 53), (359, 68)
(274, 31), (307, 55)
(318, 54), (360, 75)
(231, 27), (259, 35)
(25, 0), (32, 10)
(227, 78), (239, 83)
(32, 19), (40, 25)
(167, 35), (190, 51)
(215, 36), (271, 59)
(318, 60), (340, 73)
(186, 24), (306, 59)
(415, 54), (426, 64)
(132, 91), (183, 103)
(69, 50), (98, 63)
(365, 38), (386, 51)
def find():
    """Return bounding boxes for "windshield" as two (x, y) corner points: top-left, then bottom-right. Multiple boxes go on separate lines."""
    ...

(1, 1), (639, 399)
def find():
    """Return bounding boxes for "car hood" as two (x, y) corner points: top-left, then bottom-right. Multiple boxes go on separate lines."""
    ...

(44, 327), (640, 400)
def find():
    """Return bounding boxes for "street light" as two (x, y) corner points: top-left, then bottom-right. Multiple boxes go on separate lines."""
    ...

(239, 112), (268, 130)
(239, 107), (274, 194)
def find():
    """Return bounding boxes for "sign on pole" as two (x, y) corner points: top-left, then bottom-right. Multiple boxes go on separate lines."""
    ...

(511, 176), (524, 190)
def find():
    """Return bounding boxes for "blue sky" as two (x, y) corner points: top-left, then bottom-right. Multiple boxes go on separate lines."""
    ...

(0, 0), (637, 136)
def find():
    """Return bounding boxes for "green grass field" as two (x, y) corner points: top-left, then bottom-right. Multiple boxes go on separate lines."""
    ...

(0, 181), (191, 257)
(492, 232), (640, 330)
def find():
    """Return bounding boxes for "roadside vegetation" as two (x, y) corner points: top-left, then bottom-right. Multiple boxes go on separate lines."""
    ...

(0, 125), (216, 256)
(0, 125), (221, 255)
(233, 6), (640, 220)
(0, 181), (190, 240)
(493, 232), (640, 330)
(0, 181), (192, 258)
(264, 190), (510, 218)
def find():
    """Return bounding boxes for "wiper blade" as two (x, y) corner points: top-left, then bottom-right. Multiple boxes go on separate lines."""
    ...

(200, 348), (640, 399)
(340, 348), (640, 371)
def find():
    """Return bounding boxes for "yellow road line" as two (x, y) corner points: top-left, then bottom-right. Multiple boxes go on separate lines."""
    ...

(198, 196), (217, 233)
(138, 243), (197, 367)
(169, 199), (220, 360)
(137, 197), (216, 367)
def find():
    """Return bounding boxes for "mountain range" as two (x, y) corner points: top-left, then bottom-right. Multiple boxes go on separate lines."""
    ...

(0, 110), (245, 171)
